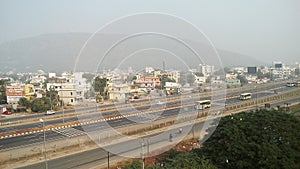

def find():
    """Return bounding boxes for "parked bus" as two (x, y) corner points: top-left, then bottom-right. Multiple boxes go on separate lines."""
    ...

(287, 82), (295, 87)
(194, 100), (211, 110)
(240, 93), (252, 100)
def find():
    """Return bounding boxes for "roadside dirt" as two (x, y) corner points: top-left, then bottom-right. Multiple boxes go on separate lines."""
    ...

(104, 138), (200, 169)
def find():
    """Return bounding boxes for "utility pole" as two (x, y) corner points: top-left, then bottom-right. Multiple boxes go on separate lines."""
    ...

(107, 151), (110, 169)
(140, 140), (145, 169)
(61, 82), (65, 123)
(39, 119), (48, 169)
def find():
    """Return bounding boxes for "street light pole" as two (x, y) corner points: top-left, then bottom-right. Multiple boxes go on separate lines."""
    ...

(253, 85), (258, 110)
(107, 151), (110, 169)
(39, 118), (48, 169)
(61, 82), (65, 123)
(140, 139), (145, 169)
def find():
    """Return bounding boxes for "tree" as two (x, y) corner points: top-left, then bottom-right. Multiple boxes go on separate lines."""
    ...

(237, 74), (248, 85)
(18, 97), (31, 108)
(96, 93), (102, 103)
(257, 69), (264, 79)
(30, 97), (51, 112)
(0, 79), (9, 104)
(124, 160), (142, 169)
(46, 88), (59, 107)
(93, 77), (108, 97)
(157, 75), (176, 89)
(179, 72), (194, 85)
(205, 76), (212, 83)
(82, 73), (96, 83)
(200, 109), (300, 169)
(126, 75), (137, 83)
(194, 72), (204, 77)
(125, 149), (216, 169)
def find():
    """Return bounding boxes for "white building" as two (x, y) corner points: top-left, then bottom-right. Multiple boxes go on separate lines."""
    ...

(168, 70), (180, 83)
(194, 76), (206, 84)
(199, 64), (215, 77)
(271, 61), (292, 80)
(234, 67), (246, 74)
(145, 67), (155, 74)
(48, 73), (56, 78)
(74, 72), (89, 100)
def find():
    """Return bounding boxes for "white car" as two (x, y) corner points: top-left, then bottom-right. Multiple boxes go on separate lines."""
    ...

(45, 110), (55, 115)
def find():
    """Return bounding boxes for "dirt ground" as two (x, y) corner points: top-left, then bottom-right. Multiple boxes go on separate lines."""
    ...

(106, 138), (200, 169)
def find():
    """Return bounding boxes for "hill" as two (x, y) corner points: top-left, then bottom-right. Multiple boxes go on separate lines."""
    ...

(0, 33), (264, 72)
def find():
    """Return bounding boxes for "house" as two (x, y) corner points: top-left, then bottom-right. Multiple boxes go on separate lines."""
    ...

(107, 84), (130, 101)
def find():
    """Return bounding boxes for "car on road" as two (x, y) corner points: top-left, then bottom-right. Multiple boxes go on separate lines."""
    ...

(2, 111), (12, 115)
(45, 110), (55, 115)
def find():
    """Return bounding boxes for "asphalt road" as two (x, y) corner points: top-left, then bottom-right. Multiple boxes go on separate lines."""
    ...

(0, 81), (285, 124)
(17, 95), (300, 169)
(17, 120), (209, 169)
(0, 83), (289, 133)
(0, 85), (296, 151)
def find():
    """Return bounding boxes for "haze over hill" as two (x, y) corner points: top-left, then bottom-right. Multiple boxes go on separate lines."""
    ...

(0, 33), (265, 73)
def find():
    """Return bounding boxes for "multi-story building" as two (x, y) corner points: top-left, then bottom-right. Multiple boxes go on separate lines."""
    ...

(59, 83), (76, 105)
(225, 73), (241, 88)
(168, 70), (180, 83)
(135, 76), (160, 88)
(271, 61), (292, 80)
(74, 72), (89, 101)
(199, 64), (215, 77)
(6, 85), (25, 104)
(6, 84), (35, 104)
(107, 84), (130, 101)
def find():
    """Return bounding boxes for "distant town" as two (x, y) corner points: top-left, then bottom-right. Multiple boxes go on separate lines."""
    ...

(0, 61), (299, 114)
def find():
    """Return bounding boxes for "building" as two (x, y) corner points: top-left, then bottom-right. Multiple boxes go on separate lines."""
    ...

(194, 75), (206, 84)
(136, 76), (161, 88)
(145, 67), (155, 74)
(234, 67), (246, 74)
(6, 84), (25, 104)
(74, 72), (89, 101)
(168, 70), (180, 83)
(247, 67), (257, 74)
(48, 73), (56, 78)
(30, 75), (47, 93)
(165, 82), (181, 95)
(273, 61), (283, 68)
(59, 83), (76, 105)
(107, 84), (130, 101)
(199, 64), (215, 77)
(46, 77), (66, 91)
(271, 61), (292, 80)
(24, 84), (35, 100)
(226, 79), (241, 88)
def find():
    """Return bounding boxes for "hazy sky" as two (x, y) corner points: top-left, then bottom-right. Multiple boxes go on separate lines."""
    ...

(1, 0), (300, 64)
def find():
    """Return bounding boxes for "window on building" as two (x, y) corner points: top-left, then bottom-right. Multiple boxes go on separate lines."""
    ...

(71, 99), (73, 102)
(70, 92), (73, 96)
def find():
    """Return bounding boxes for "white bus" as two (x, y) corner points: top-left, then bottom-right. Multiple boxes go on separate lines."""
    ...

(240, 93), (252, 100)
(194, 100), (211, 110)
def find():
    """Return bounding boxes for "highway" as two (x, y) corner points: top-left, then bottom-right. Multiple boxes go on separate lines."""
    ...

(17, 93), (300, 169)
(17, 120), (210, 169)
(0, 84), (297, 168)
(0, 85), (296, 151)
(0, 83), (288, 134)
(0, 81), (285, 125)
